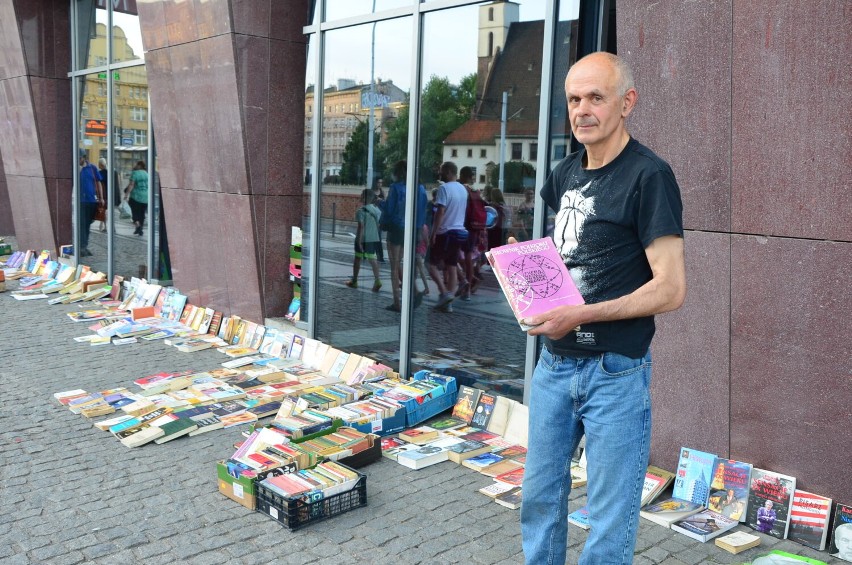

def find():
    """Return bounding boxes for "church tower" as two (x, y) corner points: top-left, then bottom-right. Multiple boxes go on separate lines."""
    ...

(477, 1), (520, 104)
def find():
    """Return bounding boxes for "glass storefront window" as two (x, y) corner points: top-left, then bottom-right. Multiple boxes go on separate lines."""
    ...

(324, 0), (412, 22)
(72, 0), (160, 282)
(313, 16), (413, 369)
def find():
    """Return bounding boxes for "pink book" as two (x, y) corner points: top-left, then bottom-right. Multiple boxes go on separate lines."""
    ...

(485, 237), (584, 330)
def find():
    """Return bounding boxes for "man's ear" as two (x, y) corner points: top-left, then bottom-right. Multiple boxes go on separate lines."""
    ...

(622, 88), (638, 118)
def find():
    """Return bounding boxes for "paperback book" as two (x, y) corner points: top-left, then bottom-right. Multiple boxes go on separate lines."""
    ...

(707, 458), (752, 521)
(672, 446), (716, 507)
(713, 530), (761, 554)
(787, 490), (833, 551)
(567, 505), (590, 530)
(485, 237), (584, 330)
(640, 497), (704, 527)
(671, 508), (739, 542)
(745, 468), (796, 539)
(829, 502), (852, 562)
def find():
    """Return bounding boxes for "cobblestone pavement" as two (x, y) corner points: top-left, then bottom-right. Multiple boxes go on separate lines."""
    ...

(0, 237), (844, 565)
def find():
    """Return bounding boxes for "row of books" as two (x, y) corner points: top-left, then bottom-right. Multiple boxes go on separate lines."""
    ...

(635, 446), (850, 560)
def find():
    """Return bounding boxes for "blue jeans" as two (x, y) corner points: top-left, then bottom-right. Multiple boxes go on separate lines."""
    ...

(521, 347), (652, 565)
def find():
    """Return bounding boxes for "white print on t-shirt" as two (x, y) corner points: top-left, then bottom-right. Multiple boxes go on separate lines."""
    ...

(554, 181), (595, 292)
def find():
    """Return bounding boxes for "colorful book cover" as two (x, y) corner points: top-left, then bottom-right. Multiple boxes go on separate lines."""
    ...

(485, 237), (584, 330)
(745, 468), (796, 539)
(452, 385), (481, 424)
(788, 490), (833, 551)
(567, 505), (590, 529)
(470, 392), (497, 429)
(707, 458), (753, 521)
(672, 447), (716, 506)
(829, 502), (852, 562)
(671, 508), (738, 542)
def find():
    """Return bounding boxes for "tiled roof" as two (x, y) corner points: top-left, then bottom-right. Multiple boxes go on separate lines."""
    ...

(444, 118), (539, 144)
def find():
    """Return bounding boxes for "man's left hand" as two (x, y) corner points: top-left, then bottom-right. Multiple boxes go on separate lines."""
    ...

(523, 305), (588, 340)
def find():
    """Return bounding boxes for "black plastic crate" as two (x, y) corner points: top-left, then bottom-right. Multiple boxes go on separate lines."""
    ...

(255, 471), (367, 530)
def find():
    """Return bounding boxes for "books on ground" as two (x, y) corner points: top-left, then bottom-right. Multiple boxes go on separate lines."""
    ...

(478, 482), (518, 499)
(640, 497), (704, 527)
(567, 505), (590, 530)
(671, 508), (739, 542)
(829, 502), (852, 562)
(745, 468), (796, 539)
(672, 446), (716, 506)
(494, 488), (522, 510)
(714, 530), (761, 554)
(787, 490), (833, 551)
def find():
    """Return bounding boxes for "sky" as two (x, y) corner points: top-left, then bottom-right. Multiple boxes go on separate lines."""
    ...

(309, 0), (579, 92)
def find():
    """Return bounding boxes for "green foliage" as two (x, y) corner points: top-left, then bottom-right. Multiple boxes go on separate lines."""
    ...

(489, 161), (536, 194)
(339, 120), (369, 185)
(378, 73), (477, 184)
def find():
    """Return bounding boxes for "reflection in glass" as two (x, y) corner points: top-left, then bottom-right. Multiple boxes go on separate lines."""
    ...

(74, 1), (107, 71)
(77, 73), (108, 274)
(109, 65), (152, 280)
(409, 1), (548, 401)
(301, 35), (317, 327)
(109, 2), (144, 64)
(312, 17), (412, 370)
(324, 0), (412, 22)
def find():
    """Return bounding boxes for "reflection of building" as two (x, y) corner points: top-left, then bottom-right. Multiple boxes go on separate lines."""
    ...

(443, 2), (577, 190)
(80, 23), (148, 181)
(305, 79), (406, 181)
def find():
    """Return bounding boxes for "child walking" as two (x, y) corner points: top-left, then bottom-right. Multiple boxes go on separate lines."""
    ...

(346, 189), (383, 292)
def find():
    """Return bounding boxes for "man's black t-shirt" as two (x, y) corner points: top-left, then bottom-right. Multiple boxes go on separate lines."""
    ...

(539, 137), (683, 359)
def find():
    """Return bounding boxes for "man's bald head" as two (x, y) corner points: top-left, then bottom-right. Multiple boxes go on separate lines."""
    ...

(567, 52), (635, 97)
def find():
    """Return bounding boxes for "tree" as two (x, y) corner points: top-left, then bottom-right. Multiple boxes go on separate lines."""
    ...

(339, 120), (368, 185)
(378, 73), (477, 184)
(490, 161), (536, 194)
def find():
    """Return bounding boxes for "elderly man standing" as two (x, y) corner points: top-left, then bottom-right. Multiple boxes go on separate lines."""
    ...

(520, 52), (686, 564)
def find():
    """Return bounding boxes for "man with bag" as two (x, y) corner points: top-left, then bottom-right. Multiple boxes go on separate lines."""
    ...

(78, 153), (104, 257)
(459, 165), (486, 301)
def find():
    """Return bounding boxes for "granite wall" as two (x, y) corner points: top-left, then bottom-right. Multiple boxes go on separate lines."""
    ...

(619, 0), (851, 501)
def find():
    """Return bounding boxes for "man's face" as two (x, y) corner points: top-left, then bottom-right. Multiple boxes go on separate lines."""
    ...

(764, 500), (773, 509)
(564, 57), (632, 150)
(836, 525), (852, 554)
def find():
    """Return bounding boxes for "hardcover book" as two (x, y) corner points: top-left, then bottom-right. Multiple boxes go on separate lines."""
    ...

(787, 490), (833, 551)
(672, 446), (717, 507)
(707, 458), (753, 521)
(671, 508), (739, 542)
(829, 502), (852, 562)
(396, 443), (450, 470)
(485, 237), (584, 330)
(745, 468), (796, 539)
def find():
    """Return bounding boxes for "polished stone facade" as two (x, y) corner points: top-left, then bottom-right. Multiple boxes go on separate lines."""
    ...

(134, 0), (309, 322)
(620, 0), (850, 501)
(0, 0), (72, 250)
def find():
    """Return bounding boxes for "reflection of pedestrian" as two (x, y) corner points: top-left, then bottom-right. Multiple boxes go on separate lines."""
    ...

(756, 500), (777, 533)
(345, 189), (382, 292)
(124, 161), (149, 236)
(78, 153), (104, 257)
(373, 178), (386, 262)
(428, 161), (468, 313)
(97, 158), (120, 232)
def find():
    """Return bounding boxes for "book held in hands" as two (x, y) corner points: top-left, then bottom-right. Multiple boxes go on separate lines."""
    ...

(485, 237), (584, 330)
